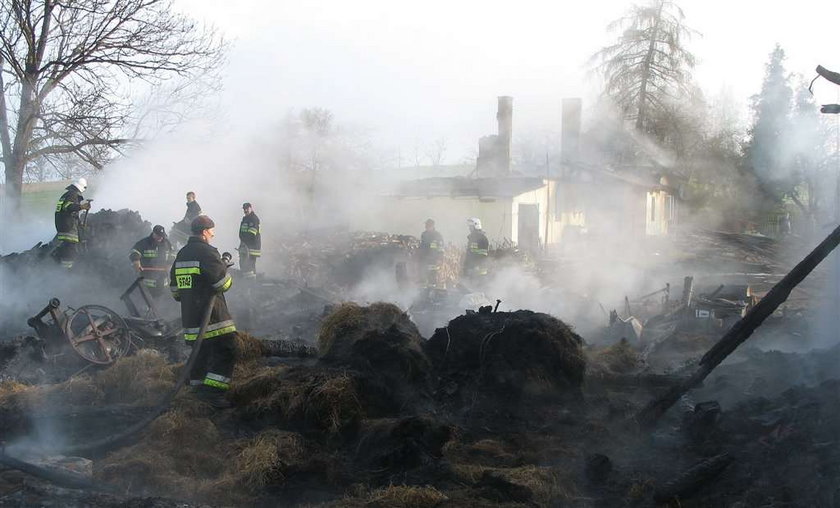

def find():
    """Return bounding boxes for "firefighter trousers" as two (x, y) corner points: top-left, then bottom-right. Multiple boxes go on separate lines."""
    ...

(54, 240), (78, 269)
(188, 332), (237, 391)
(239, 250), (257, 279)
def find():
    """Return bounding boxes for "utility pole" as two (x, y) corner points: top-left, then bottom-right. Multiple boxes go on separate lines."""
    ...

(834, 89), (840, 343)
(544, 153), (551, 255)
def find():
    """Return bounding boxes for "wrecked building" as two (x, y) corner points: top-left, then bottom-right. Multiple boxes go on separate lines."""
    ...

(356, 96), (682, 254)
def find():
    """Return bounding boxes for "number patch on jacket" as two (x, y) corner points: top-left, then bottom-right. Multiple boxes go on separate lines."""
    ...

(176, 275), (193, 289)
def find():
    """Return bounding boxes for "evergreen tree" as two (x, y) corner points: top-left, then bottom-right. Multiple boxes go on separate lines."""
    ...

(787, 78), (832, 226)
(591, 0), (698, 137)
(745, 45), (834, 231)
(744, 45), (792, 187)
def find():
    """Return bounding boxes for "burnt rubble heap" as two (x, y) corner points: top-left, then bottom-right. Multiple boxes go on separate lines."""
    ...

(1, 298), (838, 507)
(2, 220), (840, 506)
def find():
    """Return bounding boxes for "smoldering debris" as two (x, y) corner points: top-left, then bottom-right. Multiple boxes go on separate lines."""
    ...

(672, 229), (785, 275)
(425, 309), (587, 407)
(0, 305), (592, 506)
(272, 230), (419, 290)
(0, 208), (154, 334)
(3, 295), (840, 506)
(0, 208), (150, 282)
(3, 217), (840, 507)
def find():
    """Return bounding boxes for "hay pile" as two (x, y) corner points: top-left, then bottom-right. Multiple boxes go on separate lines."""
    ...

(0, 350), (176, 442)
(228, 429), (307, 488)
(451, 464), (579, 506)
(0, 380), (30, 436)
(99, 416), (317, 505)
(97, 399), (224, 499)
(85, 343), (344, 505)
(230, 366), (363, 435)
(588, 338), (642, 375)
(354, 416), (455, 474)
(233, 326), (366, 434)
(30, 349), (175, 407)
(316, 302), (433, 413)
(235, 331), (266, 364)
(318, 302), (424, 364)
(425, 310), (586, 403)
(1, 306), (599, 506)
(332, 485), (449, 507)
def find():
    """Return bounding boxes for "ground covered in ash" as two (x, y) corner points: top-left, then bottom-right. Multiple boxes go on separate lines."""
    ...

(1, 299), (839, 508)
(3, 221), (840, 507)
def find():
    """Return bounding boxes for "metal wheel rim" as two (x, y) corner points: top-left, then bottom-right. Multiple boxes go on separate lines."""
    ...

(64, 305), (132, 365)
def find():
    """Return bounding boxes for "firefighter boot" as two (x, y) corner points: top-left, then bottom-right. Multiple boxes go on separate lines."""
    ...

(195, 385), (231, 409)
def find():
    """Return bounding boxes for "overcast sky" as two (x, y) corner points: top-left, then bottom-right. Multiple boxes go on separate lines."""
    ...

(174, 0), (840, 164)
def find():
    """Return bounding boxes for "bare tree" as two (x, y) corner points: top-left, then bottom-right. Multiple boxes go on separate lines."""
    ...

(0, 0), (224, 213)
(411, 138), (422, 168)
(425, 137), (447, 167)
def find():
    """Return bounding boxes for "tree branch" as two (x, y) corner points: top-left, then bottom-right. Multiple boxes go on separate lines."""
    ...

(27, 136), (132, 159)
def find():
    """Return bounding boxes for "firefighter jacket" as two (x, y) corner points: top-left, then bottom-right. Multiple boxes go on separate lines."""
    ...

(464, 230), (489, 275)
(184, 200), (202, 222)
(130, 235), (173, 288)
(130, 235), (174, 268)
(169, 236), (235, 341)
(54, 186), (84, 243)
(238, 212), (262, 257)
(419, 230), (444, 265)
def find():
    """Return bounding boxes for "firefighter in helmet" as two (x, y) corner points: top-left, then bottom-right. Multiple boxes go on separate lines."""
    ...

(53, 177), (91, 269)
(463, 217), (489, 281)
(418, 218), (444, 288)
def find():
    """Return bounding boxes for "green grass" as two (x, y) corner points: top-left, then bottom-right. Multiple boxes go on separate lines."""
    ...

(4, 180), (97, 220)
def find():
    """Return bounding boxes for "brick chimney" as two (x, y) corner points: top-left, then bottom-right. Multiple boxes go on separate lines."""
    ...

(497, 96), (513, 174)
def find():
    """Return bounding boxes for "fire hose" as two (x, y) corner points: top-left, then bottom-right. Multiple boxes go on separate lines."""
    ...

(0, 294), (218, 490)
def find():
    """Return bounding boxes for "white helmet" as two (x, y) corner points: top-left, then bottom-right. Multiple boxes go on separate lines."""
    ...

(467, 217), (482, 230)
(72, 177), (88, 192)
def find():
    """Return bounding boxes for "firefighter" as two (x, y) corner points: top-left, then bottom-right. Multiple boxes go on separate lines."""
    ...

(418, 218), (444, 288)
(129, 225), (174, 298)
(184, 191), (202, 222)
(170, 215), (237, 408)
(53, 177), (91, 269)
(238, 202), (261, 280)
(463, 217), (489, 281)
(171, 191), (202, 247)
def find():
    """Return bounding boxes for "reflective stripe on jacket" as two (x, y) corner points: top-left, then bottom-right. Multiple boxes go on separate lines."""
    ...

(169, 236), (235, 340)
(420, 230), (444, 263)
(239, 212), (262, 255)
(129, 235), (174, 268)
(55, 187), (84, 242)
(464, 230), (490, 275)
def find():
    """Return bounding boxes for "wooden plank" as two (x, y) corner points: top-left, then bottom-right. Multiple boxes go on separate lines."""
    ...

(635, 224), (840, 428)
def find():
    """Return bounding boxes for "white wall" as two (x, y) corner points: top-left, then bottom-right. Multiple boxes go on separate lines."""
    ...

(352, 179), (604, 249)
(352, 195), (514, 247)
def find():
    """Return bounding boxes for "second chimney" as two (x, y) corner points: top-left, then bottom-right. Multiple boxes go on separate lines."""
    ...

(497, 96), (513, 175)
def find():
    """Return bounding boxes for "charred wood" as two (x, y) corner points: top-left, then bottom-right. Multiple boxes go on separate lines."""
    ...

(653, 453), (734, 502)
(635, 224), (840, 428)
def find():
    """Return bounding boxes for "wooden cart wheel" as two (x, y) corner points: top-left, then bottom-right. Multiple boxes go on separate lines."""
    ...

(63, 305), (132, 365)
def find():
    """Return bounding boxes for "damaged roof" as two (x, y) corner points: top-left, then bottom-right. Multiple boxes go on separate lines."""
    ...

(391, 176), (546, 199)
(558, 163), (683, 194)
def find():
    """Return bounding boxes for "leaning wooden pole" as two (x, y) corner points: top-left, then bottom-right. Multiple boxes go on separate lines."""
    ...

(635, 224), (840, 428)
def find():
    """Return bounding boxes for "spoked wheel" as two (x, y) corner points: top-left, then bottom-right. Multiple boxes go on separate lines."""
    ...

(64, 305), (132, 365)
